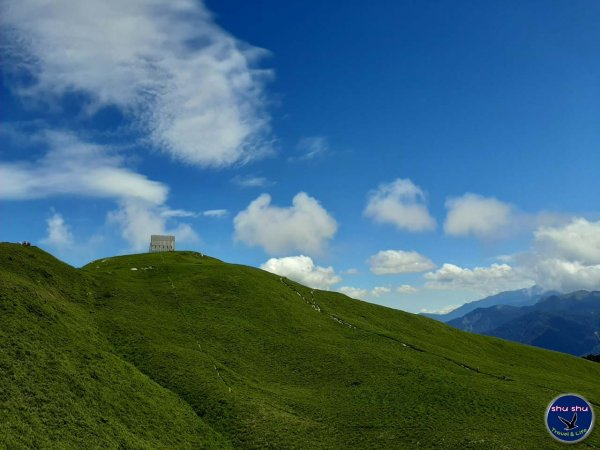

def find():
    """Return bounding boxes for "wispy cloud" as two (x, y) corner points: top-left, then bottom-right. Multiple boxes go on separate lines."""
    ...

(202, 209), (229, 218)
(160, 208), (229, 218)
(108, 199), (199, 252)
(0, 129), (199, 251)
(160, 209), (199, 219)
(289, 136), (330, 162)
(2, 0), (273, 167)
(0, 130), (168, 204)
(231, 174), (273, 188)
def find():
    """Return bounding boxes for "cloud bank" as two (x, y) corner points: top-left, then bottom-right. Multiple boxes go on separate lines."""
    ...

(423, 218), (600, 296)
(424, 263), (533, 296)
(524, 218), (600, 292)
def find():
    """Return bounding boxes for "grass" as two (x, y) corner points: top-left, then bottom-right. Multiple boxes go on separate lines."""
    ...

(2, 243), (600, 448)
(0, 244), (228, 449)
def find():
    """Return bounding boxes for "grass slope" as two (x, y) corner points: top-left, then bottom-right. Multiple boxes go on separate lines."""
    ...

(0, 244), (229, 449)
(2, 244), (600, 448)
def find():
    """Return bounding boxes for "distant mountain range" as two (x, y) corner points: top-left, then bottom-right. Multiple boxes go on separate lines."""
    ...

(421, 285), (556, 323)
(447, 291), (600, 356)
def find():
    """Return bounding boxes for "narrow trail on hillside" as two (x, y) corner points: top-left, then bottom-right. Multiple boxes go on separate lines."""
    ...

(159, 253), (233, 393)
(279, 277), (355, 329)
(278, 277), (515, 383)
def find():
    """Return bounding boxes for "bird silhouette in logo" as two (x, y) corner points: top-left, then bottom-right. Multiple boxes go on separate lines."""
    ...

(558, 412), (578, 431)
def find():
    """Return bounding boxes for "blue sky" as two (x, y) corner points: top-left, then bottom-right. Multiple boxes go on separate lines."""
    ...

(2, 0), (600, 313)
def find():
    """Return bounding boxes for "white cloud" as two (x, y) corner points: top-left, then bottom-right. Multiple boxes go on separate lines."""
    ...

(159, 208), (229, 219)
(337, 285), (391, 299)
(40, 213), (73, 248)
(108, 199), (199, 252)
(364, 178), (436, 232)
(2, 0), (272, 167)
(420, 305), (460, 315)
(441, 218), (600, 294)
(290, 136), (329, 161)
(231, 175), (272, 188)
(444, 193), (513, 239)
(397, 284), (418, 294)
(260, 255), (341, 290)
(534, 218), (600, 265)
(526, 259), (600, 293)
(368, 250), (436, 275)
(342, 268), (359, 275)
(338, 286), (369, 299)
(160, 209), (198, 218)
(371, 286), (391, 297)
(202, 209), (229, 218)
(0, 131), (168, 204)
(520, 218), (600, 292)
(0, 130), (198, 251)
(424, 263), (534, 295)
(234, 192), (337, 255)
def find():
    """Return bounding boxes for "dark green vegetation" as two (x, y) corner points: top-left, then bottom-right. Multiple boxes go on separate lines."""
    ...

(448, 291), (600, 356)
(2, 243), (600, 449)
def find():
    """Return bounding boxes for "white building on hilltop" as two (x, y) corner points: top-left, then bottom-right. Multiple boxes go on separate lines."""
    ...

(149, 235), (175, 253)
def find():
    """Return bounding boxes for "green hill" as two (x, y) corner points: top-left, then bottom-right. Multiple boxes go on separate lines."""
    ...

(1, 243), (599, 449)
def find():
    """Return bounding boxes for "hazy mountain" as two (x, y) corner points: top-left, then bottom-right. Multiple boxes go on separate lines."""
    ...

(421, 286), (555, 323)
(449, 291), (600, 356)
(447, 304), (526, 334)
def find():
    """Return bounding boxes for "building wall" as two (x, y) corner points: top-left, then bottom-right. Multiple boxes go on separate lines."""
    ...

(149, 235), (175, 252)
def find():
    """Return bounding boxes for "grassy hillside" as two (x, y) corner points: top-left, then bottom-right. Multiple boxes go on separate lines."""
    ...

(2, 244), (600, 448)
(0, 244), (229, 449)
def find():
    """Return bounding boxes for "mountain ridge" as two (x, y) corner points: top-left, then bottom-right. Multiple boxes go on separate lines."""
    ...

(421, 285), (556, 322)
(448, 291), (600, 355)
